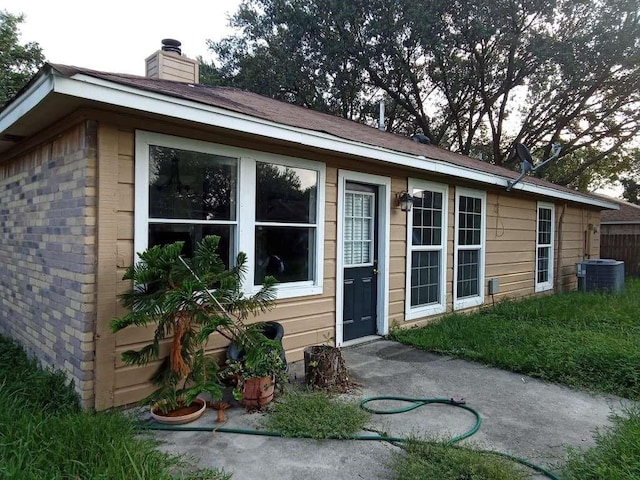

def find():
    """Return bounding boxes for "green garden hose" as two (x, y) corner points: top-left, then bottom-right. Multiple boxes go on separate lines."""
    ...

(138, 395), (560, 480)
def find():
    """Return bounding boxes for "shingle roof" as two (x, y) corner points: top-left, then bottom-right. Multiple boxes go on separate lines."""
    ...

(49, 63), (606, 205)
(600, 198), (640, 223)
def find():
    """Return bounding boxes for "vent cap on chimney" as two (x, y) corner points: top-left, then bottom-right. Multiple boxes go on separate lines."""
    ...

(161, 39), (182, 55)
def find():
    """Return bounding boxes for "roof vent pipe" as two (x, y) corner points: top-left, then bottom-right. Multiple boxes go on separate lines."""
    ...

(378, 100), (385, 131)
(161, 39), (182, 55)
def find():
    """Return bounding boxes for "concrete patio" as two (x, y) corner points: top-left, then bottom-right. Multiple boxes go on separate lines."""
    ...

(148, 340), (632, 479)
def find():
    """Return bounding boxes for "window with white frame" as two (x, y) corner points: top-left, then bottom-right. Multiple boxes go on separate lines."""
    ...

(135, 131), (325, 299)
(454, 188), (486, 310)
(405, 180), (448, 319)
(535, 202), (554, 292)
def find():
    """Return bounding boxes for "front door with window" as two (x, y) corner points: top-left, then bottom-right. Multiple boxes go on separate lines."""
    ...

(342, 183), (378, 341)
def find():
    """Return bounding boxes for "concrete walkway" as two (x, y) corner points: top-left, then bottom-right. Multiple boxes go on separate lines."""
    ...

(149, 340), (631, 479)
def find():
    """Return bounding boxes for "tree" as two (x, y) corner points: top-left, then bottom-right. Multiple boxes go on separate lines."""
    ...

(620, 149), (640, 204)
(205, 0), (640, 189)
(622, 178), (640, 204)
(0, 10), (45, 107)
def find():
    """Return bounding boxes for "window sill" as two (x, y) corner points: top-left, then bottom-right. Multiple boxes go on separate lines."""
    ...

(250, 283), (324, 300)
(405, 304), (446, 321)
(453, 296), (484, 311)
(535, 283), (553, 293)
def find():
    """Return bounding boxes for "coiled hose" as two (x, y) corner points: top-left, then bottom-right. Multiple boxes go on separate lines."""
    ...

(139, 395), (560, 480)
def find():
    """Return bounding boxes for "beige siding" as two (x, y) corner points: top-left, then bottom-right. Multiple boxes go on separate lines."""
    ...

(91, 113), (605, 407)
(485, 193), (537, 299)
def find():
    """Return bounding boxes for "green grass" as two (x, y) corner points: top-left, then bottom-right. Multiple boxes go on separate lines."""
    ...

(0, 335), (230, 480)
(390, 278), (640, 400)
(390, 440), (529, 480)
(262, 389), (370, 439)
(561, 407), (640, 480)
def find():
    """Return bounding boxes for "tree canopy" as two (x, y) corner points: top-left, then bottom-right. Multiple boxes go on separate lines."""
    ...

(204, 0), (640, 190)
(0, 10), (45, 107)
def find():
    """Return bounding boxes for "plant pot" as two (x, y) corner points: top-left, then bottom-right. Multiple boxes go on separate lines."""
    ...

(241, 376), (275, 408)
(150, 397), (207, 425)
(227, 321), (287, 369)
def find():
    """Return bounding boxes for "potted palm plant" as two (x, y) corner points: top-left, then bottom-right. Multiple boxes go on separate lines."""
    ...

(111, 235), (277, 423)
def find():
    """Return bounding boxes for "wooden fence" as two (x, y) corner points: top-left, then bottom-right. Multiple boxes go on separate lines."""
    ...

(600, 234), (640, 277)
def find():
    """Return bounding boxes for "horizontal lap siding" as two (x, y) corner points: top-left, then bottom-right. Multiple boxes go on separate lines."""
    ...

(557, 205), (600, 290)
(485, 193), (536, 299)
(110, 129), (339, 407)
(98, 116), (604, 407)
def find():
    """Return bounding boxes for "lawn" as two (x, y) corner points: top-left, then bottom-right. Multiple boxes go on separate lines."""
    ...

(390, 278), (640, 479)
(0, 334), (229, 480)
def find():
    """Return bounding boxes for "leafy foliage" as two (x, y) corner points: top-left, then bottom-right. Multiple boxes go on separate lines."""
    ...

(206, 0), (640, 188)
(0, 10), (44, 106)
(111, 235), (277, 412)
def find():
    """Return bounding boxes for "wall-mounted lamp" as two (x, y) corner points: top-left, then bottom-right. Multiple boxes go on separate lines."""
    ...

(397, 191), (414, 212)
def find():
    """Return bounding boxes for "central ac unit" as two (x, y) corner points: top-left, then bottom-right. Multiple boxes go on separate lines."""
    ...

(576, 259), (625, 293)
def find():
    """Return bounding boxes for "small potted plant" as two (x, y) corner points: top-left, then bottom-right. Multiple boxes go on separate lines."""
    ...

(111, 235), (277, 423)
(224, 327), (288, 408)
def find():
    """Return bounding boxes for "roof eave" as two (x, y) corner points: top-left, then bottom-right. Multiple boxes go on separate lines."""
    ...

(1, 69), (619, 210)
(0, 67), (55, 137)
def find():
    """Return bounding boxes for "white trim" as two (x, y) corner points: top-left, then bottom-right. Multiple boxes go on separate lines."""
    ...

(453, 187), (486, 310)
(405, 179), (448, 320)
(336, 170), (391, 347)
(535, 202), (555, 292)
(0, 69), (616, 210)
(135, 130), (325, 299)
(0, 72), (53, 134)
(601, 220), (640, 225)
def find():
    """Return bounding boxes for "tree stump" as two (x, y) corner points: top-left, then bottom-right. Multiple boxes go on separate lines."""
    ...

(303, 345), (351, 392)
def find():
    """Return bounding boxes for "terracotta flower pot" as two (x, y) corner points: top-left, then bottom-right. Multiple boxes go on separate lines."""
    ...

(150, 397), (207, 425)
(242, 376), (275, 408)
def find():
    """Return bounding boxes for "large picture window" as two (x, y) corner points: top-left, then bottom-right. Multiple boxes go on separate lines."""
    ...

(405, 180), (448, 319)
(136, 131), (325, 299)
(535, 202), (554, 292)
(454, 188), (486, 310)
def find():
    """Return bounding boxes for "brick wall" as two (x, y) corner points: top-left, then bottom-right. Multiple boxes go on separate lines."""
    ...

(0, 121), (97, 407)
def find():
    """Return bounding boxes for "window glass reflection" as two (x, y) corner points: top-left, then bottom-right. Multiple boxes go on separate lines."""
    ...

(255, 162), (317, 223)
(149, 146), (237, 221)
(254, 226), (315, 284)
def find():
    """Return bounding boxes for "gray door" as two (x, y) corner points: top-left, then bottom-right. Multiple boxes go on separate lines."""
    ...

(342, 183), (378, 341)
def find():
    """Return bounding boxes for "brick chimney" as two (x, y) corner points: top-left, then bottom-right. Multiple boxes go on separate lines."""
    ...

(145, 39), (199, 83)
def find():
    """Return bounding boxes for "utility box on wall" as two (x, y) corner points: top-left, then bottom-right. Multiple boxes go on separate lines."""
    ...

(576, 259), (625, 293)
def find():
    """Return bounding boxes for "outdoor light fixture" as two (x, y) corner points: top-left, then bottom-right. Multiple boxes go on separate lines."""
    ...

(397, 191), (413, 212)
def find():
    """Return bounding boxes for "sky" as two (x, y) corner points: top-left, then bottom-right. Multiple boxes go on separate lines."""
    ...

(3, 0), (243, 75)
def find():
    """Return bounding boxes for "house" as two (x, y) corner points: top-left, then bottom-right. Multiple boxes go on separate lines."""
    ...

(0, 42), (617, 410)
(600, 197), (640, 277)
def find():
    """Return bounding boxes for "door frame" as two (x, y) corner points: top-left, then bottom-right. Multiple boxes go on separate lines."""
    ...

(336, 170), (391, 346)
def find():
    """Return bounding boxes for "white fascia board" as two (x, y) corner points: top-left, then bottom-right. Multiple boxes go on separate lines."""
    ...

(16, 71), (618, 210)
(0, 73), (54, 134)
(601, 220), (640, 225)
